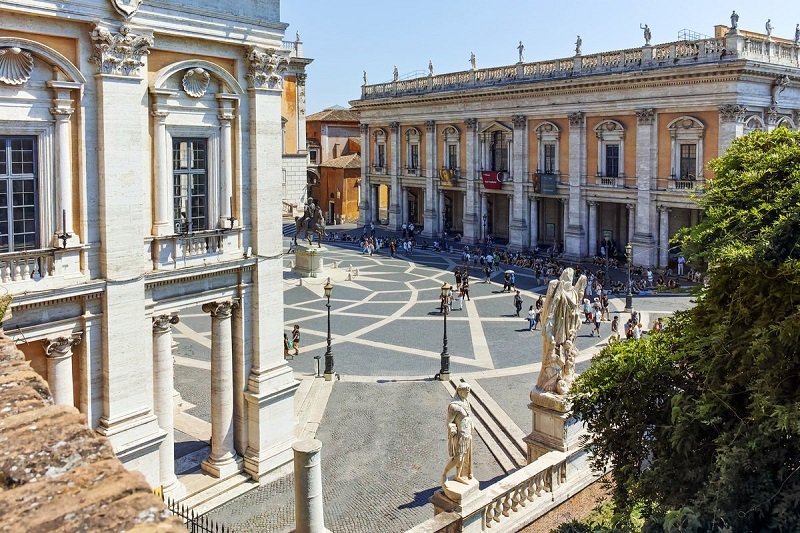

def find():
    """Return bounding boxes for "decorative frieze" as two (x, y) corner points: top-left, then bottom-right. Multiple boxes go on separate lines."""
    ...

(567, 112), (584, 126)
(512, 114), (527, 128)
(636, 108), (655, 125)
(182, 67), (210, 98)
(89, 24), (153, 76)
(718, 104), (747, 123)
(0, 47), (34, 86)
(245, 46), (287, 90)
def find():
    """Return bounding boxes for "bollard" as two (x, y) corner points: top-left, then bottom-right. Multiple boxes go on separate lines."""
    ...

(293, 439), (325, 533)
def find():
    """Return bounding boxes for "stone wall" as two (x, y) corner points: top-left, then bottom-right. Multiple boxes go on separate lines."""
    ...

(0, 331), (186, 533)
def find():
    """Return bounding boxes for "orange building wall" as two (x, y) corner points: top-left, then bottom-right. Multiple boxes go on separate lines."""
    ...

(3, 29), (79, 66)
(148, 50), (236, 78)
(585, 116), (637, 184)
(282, 76), (298, 154)
(656, 110), (719, 182)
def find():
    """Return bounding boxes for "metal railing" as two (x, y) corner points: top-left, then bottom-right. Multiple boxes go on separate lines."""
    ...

(165, 498), (233, 533)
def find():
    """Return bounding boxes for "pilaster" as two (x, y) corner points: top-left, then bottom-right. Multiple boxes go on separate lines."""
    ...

(633, 108), (657, 266)
(658, 206), (671, 269)
(510, 114), (528, 249)
(423, 120), (437, 237)
(718, 104), (746, 154)
(358, 123), (370, 226)
(564, 112), (585, 259)
(388, 121), (401, 229)
(463, 118), (479, 244)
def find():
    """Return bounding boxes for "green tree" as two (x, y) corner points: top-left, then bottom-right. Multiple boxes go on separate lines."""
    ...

(567, 129), (800, 532)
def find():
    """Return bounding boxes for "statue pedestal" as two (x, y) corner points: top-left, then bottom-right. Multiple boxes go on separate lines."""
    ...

(524, 388), (585, 463)
(430, 477), (480, 515)
(293, 245), (328, 278)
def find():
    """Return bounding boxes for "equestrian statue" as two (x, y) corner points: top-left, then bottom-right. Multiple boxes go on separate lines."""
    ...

(294, 198), (326, 247)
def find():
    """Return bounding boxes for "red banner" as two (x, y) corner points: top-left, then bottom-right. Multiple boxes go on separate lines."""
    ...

(481, 171), (503, 190)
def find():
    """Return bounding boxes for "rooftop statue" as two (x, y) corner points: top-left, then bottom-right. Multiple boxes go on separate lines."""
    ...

(640, 23), (651, 46)
(730, 10), (739, 30)
(575, 35), (582, 56)
(517, 41), (525, 63)
(469, 51), (476, 70)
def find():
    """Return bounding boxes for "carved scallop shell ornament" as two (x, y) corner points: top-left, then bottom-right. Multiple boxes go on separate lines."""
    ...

(0, 47), (34, 86)
(182, 67), (211, 97)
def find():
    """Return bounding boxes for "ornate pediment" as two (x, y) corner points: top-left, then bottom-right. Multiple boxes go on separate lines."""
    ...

(110, 0), (144, 19)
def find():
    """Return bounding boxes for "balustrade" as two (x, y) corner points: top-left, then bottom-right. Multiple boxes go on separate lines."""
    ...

(0, 248), (56, 284)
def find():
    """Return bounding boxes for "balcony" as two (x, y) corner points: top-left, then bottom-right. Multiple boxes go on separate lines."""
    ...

(404, 166), (425, 177)
(372, 165), (387, 174)
(150, 228), (243, 270)
(0, 246), (84, 295)
(595, 173), (627, 188)
(669, 175), (704, 191)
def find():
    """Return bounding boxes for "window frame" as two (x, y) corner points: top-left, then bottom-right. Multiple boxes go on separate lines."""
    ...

(667, 116), (705, 181)
(405, 127), (421, 172)
(534, 121), (561, 176)
(166, 126), (220, 233)
(372, 128), (387, 173)
(442, 126), (461, 171)
(594, 120), (625, 178)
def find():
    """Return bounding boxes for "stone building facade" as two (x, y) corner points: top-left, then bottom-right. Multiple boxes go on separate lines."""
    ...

(0, 0), (309, 498)
(351, 23), (799, 267)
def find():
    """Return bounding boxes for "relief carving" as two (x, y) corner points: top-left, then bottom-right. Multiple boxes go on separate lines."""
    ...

(182, 68), (210, 98)
(0, 47), (34, 86)
(245, 47), (288, 90)
(89, 24), (153, 76)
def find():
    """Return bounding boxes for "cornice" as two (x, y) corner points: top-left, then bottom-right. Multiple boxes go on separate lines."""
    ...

(144, 258), (257, 289)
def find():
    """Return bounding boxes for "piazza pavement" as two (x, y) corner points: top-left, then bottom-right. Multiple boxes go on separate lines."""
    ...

(171, 222), (696, 533)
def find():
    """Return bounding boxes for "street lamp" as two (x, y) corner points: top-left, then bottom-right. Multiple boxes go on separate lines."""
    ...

(625, 243), (633, 312)
(438, 282), (451, 382)
(604, 240), (609, 292)
(323, 278), (335, 381)
(482, 213), (488, 253)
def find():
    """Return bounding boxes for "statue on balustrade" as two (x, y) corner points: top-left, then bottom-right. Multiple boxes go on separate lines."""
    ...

(730, 10), (739, 31)
(442, 383), (473, 488)
(575, 35), (582, 55)
(469, 51), (476, 70)
(640, 23), (651, 46)
(766, 19), (774, 38)
(536, 268), (587, 395)
(517, 41), (525, 63)
(294, 197), (326, 247)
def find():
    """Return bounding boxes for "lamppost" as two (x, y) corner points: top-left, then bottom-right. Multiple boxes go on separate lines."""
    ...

(438, 282), (451, 382)
(482, 213), (488, 253)
(625, 243), (633, 312)
(604, 240), (609, 292)
(323, 278), (335, 381)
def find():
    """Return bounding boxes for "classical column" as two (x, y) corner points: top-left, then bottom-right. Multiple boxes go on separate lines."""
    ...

(627, 203), (636, 256)
(372, 185), (379, 223)
(529, 198), (539, 248)
(588, 201), (598, 257)
(43, 335), (81, 406)
(463, 118), (479, 244)
(438, 190), (445, 234)
(658, 206), (671, 268)
(151, 110), (172, 235)
(217, 95), (237, 227)
(47, 80), (81, 244)
(561, 198), (569, 245)
(359, 124), (371, 226)
(201, 300), (241, 478)
(401, 187), (409, 225)
(293, 439), (325, 533)
(564, 112), (586, 259)
(296, 73), (308, 151)
(152, 314), (185, 498)
(510, 114), (528, 249)
(508, 195), (513, 231)
(718, 104), (746, 154)
(388, 122), (401, 228)
(423, 120), (437, 237)
(634, 108), (657, 266)
(480, 193), (488, 241)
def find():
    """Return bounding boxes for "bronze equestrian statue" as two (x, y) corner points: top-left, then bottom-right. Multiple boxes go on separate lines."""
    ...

(294, 199), (327, 247)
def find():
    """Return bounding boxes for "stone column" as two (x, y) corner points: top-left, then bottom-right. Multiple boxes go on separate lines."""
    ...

(658, 206), (671, 268)
(152, 314), (184, 498)
(634, 108), (657, 266)
(388, 122), (401, 229)
(151, 110), (172, 236)
(217, 95), (238, 228)
(463, 118), (479, 243)
(718, 104), (746, 154)
(401, 187), (409, 225)
(564, 112), (586, 259)
(561, 199), (569, 246)
(588, 201), (598, 257)
(359, 124), (370, 226)
(529, 197), (539, 248)
(202, 300), (241, 478)
(480, 193), (488, 241)
(47, 80), (81, 244)
(423, 120), (437, 237)
(510, 115), (528, 249)
(293, 439), (325, 533)
(43, 335), (81, 406)
(438, 190), (445, 234)
(508, 195), (513, 231)
(372, 185), (379, 223)
(627, 203), (636, 252)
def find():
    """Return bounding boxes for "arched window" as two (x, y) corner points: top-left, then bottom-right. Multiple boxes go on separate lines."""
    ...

(372, 128), (387, 173)
(405, 127), (421, 174)
(442, 126), (460, 170)
(534, 122), (561, 175)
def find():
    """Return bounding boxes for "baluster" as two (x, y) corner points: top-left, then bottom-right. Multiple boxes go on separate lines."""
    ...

(534, 473), (543, 496)
(545, 466), (553, 492)
(526, 478), (536, 501)
(501, 492), (512, 517)
(1, 261), (9, 282)
(492, 497), (503, 523)
(485, 507), (493, 529)
(511, 485), (522, 511)
(13, 261), (22, 281)
(31, 257), (41, 281)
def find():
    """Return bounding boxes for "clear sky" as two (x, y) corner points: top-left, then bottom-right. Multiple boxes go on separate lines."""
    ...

(281, 0), (799, 115)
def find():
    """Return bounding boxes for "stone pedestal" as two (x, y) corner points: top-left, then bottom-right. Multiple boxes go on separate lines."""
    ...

(293, 439), (325, 533)
(293, 245), (328, 278)
(524, 388), (585, 463)
(430, 477), (480, 515)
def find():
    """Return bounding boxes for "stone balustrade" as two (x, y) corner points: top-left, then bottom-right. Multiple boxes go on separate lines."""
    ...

(150, 227), (242, 270)
(0, 247), (56, 283)
(361, 34), (798, 100)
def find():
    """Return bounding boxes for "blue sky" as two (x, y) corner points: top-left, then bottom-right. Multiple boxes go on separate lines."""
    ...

(281, 1), (800, 115)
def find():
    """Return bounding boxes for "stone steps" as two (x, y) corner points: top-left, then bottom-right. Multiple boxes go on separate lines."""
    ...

(445, 378), (528, 474)
(177, 468), (259, 515)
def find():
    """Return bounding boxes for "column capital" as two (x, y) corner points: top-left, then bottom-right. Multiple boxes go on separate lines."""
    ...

(568, 111), (584, 127)
(389, 121), (400, 133)
(245, 46), (288, 90)
(202, 300), (238, 318)
(218, 113), (235, 123)
(626, 203), (636, 211)
(719, 104), (747, 123)
(89, 23), (153, 77)
(636, 108), (655, 125)
(425, 120), (436, 132)
(50, 108), (74, 119)
(296, 72), (307, 86)
(359, 123), (369, 134)
(657, 205), (672, 213)
(152, 314), (180, 333)
(588, 201), (598, 207)
(43, 335), (82, 359)
(150, 109), (169, 120)
(464, 117), (478, 131)
(512, 114), (527, 128)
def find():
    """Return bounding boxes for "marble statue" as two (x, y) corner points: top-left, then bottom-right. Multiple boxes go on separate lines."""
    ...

(469, 51), (476, 70)
(393, 65), (399, 81)
(771, 75), (790, 105)
(428, 60), (434, 76)
(536, 268), (587, 395)
(362, 70), (367, 85)
(517, 41), (525, 63)
(766, 19), (774, 38)
(575, 35), (582, 55)
(442, 383), (473, 487)
(640, 23), (651, 46)
(730, 10), (739, 30)
(795, 24), (799, 44)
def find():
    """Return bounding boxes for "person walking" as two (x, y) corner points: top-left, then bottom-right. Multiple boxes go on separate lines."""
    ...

(454, 267), (462, 289)
(526, 305), (537, 331)
(484, 266), (492, 283)
(462, 278), (471, 301)
(513, 290), (523, 317)
(502, 272), (511, 292)
(592, 307), (602, 337)
(611, 315), (620, 341)
(283, 333), (292, 359)
(601, 291), (610, 321)
(510, 272), (516, 290)
(291, 325), (300, 356)
(454, 288), (463, 311)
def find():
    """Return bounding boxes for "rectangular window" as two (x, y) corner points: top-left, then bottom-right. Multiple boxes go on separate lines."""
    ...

(0, 136), (38, 253)
(679, 144), (697, 179)
(604, 144), (619, 178)
(543, 143), (556, 174)
(491, 132), (508, 172)
(410, 144), (419, 169)
(173, 138), (208, 233)
(376, 144), (385, 168)
(447, 144), (458, 169)
(309, 149), (318, 164)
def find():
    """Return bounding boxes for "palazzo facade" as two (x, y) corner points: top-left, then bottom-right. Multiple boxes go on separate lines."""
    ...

(351, 23), (800, 267)
(0, 0), (309, 496)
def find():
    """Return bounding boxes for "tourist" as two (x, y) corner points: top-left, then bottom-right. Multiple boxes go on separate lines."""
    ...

(502, 271), (511, 291)
(514, 290), (523, 317)
(601, 291), (610, 321)
(526, 305), (537, 331)
(484, 266), (492, 283)
(633, 322), (642, 340)
(454, 288), (463, 311)
(291, 325), (300, 356)
(611, 315), (620, 341)
(462, 278), (471, 301)
(510, 272), (516, 290)
(283, 333), (292, 359)
(583, 298), (592, 323)
(652, 317), (663, 333)
(677, 255), (685, 276)
(592, 306), (602, 337)
(454, 267), (462, 289)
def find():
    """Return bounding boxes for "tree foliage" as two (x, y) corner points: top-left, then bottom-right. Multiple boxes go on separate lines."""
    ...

(566, 129), (800, 532)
